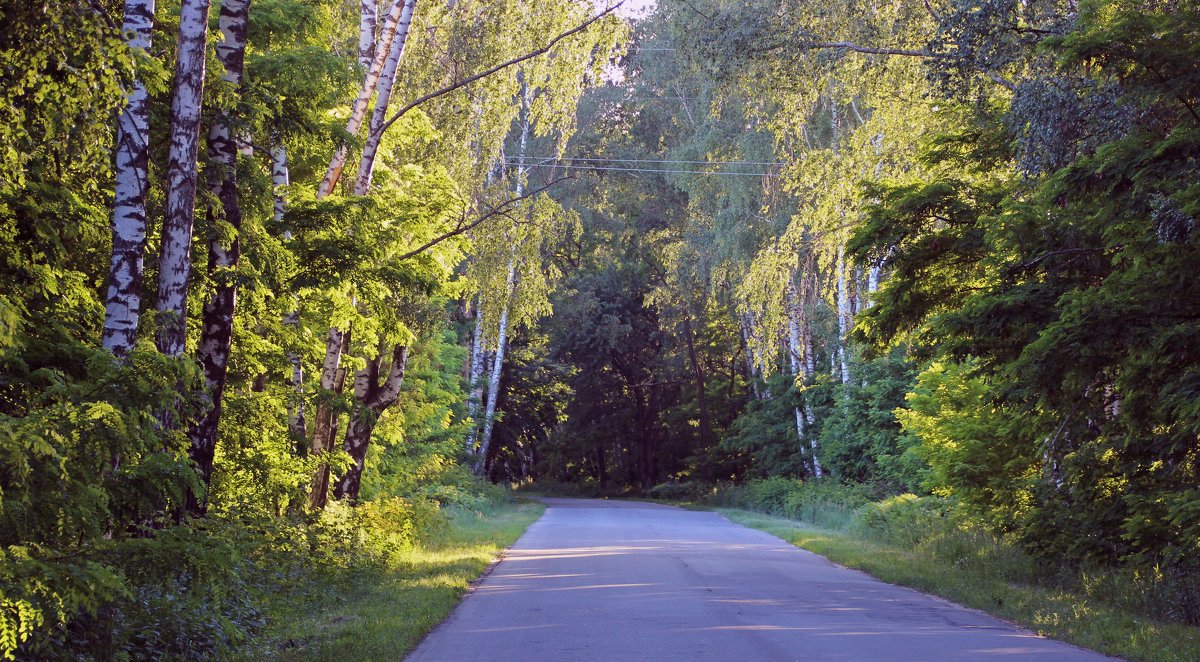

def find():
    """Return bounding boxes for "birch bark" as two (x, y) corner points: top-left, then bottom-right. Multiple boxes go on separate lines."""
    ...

(464, 302), (486, 454)
(309, 0), (417, 506)
(354, 0), (418, 194)
(786, 291), (806, 443)
(835, 242), (851, 386)
(358, 0), (378, 71)
(102, 0), (156, 357)
(271, 138), (289, 224)
(317, 0), (408, 197)
(787, 277), (823, 477)
(310, 327), (348, 509)
(334, 345), (409, 501)
(306, 0), (407, 506)
(476, 84), (530, 474)
(804, 322), (823, 477)
(272, 138), (307, 441)
(187, 0), (251, 507)
(476, 262), (515, 473)
(156, 0), (213, 358)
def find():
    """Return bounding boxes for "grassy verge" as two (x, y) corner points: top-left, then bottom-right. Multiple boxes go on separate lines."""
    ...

(719, 508), (1200, 662)
(242, 500), (544, 661)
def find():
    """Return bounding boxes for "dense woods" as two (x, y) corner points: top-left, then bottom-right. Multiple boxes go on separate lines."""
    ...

(1, 0), (1198, 656)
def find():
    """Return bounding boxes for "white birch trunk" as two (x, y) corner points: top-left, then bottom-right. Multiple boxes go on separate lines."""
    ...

(464, 305), (486, 454)
(804, 325), (823, 477)
(789, 278), (823, 478)
(103, 0), (156, 357)
(271, 137), (306, 440)
(476, 262), (515, 472)
(156, 0), (213, 357)
(358, 0), (378, 71)
(476, 84), (530, 472)
(307, 0), (405, 496)
(309, 326), (347, 509)
(310, 0), (416, 501)
(317, 0), (407, 197)
(354, 0), (418, 194)
(787, 310), (807, 438)
(271, 137), (289, 225)
(335, 345), (409, 501)
(835, 243), (850, 386)
(187, 0), (251, 503)
(286, 313), (306, 441)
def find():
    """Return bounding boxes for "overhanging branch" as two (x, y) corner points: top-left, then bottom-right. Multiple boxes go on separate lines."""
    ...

(396, 176), (571, 261)
(375, 2), (624, 141)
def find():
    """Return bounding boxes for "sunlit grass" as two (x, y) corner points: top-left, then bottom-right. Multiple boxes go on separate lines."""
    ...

(719, 508), (1200, 662)
(240, 501), (545, 661)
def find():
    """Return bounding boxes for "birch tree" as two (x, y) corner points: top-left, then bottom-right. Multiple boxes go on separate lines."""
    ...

(475, 84), (530, 470)
(102, 0), (157, 357)
(307, 0), (414, 508)
(156, 0), (214, 358)
(187, 0), (252, 508)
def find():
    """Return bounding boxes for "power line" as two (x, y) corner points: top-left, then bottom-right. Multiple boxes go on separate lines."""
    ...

(501, 161), (776, 177)
(521, 156), (785, 166)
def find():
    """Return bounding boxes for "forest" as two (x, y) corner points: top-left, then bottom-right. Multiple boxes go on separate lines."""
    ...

(1, 0), (1198, 657)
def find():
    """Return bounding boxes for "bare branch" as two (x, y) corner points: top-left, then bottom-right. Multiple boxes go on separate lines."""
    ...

(396, 176), (571, 261)
(804, 41), (932, 58)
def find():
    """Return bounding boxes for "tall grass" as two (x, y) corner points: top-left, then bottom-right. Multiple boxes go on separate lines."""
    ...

(713, 479), (1200, 662)
(234, 498), (545, 661)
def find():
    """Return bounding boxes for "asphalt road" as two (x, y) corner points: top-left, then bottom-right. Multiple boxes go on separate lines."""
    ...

(407, 498), (1116, 661)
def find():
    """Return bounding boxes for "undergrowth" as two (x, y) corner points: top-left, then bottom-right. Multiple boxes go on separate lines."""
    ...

(13, 483), (540, 661)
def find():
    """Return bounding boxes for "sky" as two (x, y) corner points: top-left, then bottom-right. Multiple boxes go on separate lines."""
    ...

(599, 0), (657, 20)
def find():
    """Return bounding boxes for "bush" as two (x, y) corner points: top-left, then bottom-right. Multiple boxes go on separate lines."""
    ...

(855, 494), (952, 548)
(18, 525), (262, 661)
(710, 478), (876, 526)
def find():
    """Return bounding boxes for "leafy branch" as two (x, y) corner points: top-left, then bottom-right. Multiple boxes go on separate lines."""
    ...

(396, 176), (571, 262)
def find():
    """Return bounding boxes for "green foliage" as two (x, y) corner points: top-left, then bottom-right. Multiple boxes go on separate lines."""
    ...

(718, 375), (812, 479)
(361, 328), (472, 502)
(817, 347), (921, 489)
(0, 0), (136, 191)
(895, 361), (1040, 531)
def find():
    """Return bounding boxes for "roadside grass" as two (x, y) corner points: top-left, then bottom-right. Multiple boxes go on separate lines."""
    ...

(241, 501), (544, 661)
(719, 508), (1200, 662)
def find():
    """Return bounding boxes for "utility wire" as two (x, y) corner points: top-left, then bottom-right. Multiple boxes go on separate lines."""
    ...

(501, 161), (776, 177)
(520, 156), (785, 166)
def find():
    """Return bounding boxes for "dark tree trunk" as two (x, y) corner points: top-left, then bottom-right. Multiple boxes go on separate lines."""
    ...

(310, 329), (349, 510)
(333, 344), (409, 502)
(186, 0), (251, 516)
(683, 314), (713, 447)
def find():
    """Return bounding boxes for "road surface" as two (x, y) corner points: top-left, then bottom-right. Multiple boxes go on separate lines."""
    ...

(407, 498), (1115, 661)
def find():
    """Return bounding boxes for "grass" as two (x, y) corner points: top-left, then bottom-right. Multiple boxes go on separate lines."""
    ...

(718, 507), (1200, 662)
(241, 500), (544, 661)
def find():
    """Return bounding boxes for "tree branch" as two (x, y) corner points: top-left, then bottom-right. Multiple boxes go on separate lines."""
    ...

(804, 41), (932, 58)
(800, 41), (1017, 91)
(374, 2), (624, 141)
(396, 176), (571, 261)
